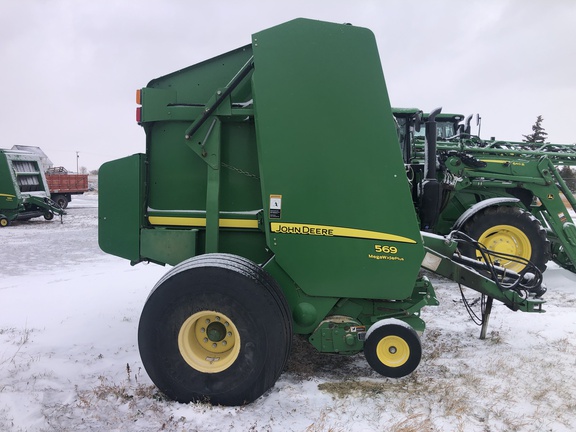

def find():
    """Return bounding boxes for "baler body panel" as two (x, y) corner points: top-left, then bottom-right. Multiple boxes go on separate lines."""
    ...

(251, 19), (424, 299)
(0, 150), (51, 201)
(129, 44), (269, 265)
(0, 150), (20, 210)
(98, 154), (144, 262)
(142, 45), (257, 213)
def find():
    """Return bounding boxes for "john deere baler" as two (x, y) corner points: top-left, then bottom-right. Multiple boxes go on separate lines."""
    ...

(0, 149), (64, 226)
(99, 19), (545, 406)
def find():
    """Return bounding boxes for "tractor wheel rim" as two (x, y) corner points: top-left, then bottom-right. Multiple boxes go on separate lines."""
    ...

(178, 310), (240, 373)
(376, 335), (410, 367)
(476, 224), (531, 272)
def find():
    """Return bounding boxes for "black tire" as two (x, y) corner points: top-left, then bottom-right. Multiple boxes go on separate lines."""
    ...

(54, 195), (68, 209)
(461, 206), (550, 273)
(364, 319), (422, 378)
(43, 212), (54, 221)
(138, 254), (292, 406)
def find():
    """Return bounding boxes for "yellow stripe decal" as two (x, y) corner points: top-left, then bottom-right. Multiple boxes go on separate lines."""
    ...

(479, 159), (508, 164)
(270, 222), (417, 244)
(0, 193), (16, 198)
(148, 216), (258, 229)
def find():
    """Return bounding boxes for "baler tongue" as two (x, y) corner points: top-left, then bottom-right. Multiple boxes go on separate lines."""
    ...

(21, 195), (66, 224)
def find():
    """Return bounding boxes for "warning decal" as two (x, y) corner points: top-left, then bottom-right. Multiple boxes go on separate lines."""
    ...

(269, 195), (282, 219)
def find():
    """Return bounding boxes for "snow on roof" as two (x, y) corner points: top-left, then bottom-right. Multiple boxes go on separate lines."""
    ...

(11, 145), (53, 171)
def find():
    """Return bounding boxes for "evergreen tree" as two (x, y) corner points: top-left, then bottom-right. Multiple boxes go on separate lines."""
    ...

(522, 115), (548, 143)
(559, 165), (576, 192)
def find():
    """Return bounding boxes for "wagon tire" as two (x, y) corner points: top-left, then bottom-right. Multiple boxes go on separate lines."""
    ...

(364, 319), (422, 378)
(55, 195), (68, 209)
(461, 206), (550, 273)
(138, 253), (292, 406)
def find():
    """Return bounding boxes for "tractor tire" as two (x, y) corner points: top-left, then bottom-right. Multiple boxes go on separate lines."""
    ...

(461, 206), (550, 273)
(43, 212), (54, 221)
(364, 319), (422, 378)
(138, 253), (292, 406)
(0, 217), (9, 227)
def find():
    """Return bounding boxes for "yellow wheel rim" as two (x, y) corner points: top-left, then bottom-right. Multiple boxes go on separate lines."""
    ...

(178, 310), (240, 373)
(476, 224), (532, 272)
(0, 219), (7, 227)
(376, 335), (410, 368)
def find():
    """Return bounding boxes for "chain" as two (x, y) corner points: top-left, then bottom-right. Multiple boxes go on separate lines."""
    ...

(221, 162), (260, 180)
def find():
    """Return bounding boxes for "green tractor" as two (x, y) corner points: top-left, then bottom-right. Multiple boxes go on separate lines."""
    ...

(99, 19), (546, 406)
(394, 107), (576, 274)
(0, 148), (65, 226)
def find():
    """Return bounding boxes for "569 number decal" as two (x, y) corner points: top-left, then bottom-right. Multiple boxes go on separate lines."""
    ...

(374, 244), (398, 254)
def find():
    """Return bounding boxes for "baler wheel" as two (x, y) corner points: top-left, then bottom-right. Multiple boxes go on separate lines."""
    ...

(138, 253), (292, 406)
(0, 217), (9, 227)
(364, 319), (421, 378)
(461, 206), (550, 273)
(43, 212), (54, 221)
(177, 310), (241, 373)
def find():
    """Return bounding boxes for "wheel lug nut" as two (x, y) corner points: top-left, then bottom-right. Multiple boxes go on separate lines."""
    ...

(212, 343), (217, 348)
(203, 338), (208, 343)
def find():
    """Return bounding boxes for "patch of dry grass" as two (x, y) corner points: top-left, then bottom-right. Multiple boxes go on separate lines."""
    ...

(388, 413), (437, 432)
(292, 316), (576, 432)
(304, 411), (345, 432)
(285, 334), (364, 379)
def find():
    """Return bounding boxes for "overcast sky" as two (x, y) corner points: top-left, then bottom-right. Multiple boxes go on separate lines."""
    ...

(1, 0), (575, 172)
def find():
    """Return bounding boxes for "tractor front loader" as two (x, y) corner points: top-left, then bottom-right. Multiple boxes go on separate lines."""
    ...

(99, 19), (545, 406)
(395, 108), (576, 275)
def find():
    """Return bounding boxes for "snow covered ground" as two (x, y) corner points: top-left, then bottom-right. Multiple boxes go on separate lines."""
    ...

(1, 194), (576, 431)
